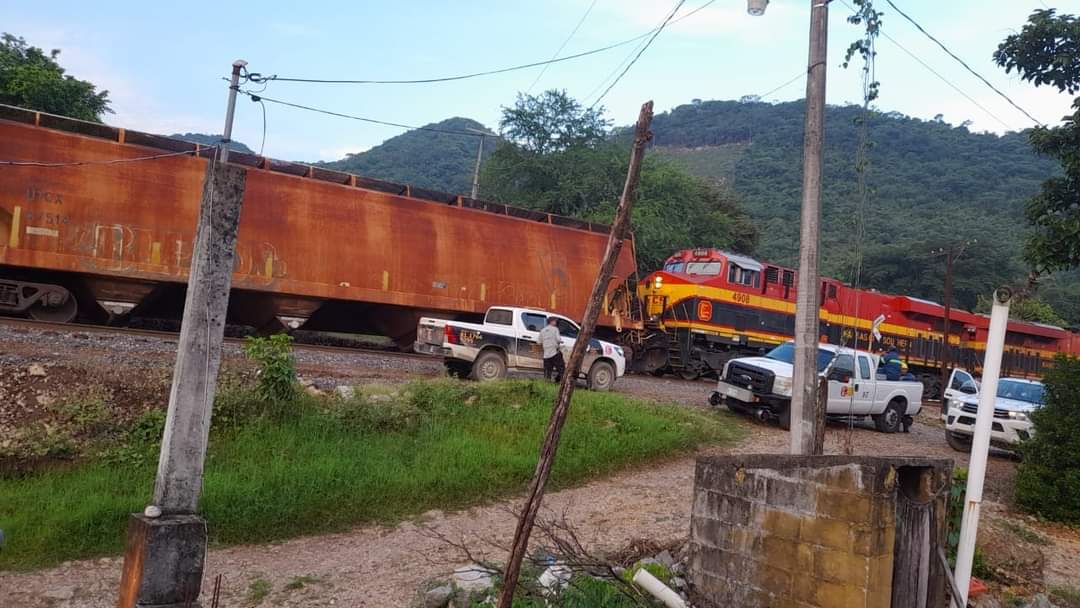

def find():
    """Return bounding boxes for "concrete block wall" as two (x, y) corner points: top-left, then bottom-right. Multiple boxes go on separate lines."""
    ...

(688, 455), (951, 608)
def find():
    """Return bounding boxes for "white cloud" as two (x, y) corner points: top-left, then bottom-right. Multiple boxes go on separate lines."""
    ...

(316, 145), (371, 161)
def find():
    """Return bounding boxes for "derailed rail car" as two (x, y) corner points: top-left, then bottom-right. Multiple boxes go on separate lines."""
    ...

(0, 105), (638, 345)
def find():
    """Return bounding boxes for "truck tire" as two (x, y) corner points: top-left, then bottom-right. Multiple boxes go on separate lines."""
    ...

(587, 360), (617, 392)
(470, 350), (506, 382)
(945, 429), (973, 452)
(779, 405), (791, 431)
(873, 400), (904, 433)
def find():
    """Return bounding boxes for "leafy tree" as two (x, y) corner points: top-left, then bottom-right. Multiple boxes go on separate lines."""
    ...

(974, 294), (1067, 326)
(482, 92), (756, 269)
(0, 33), (110, 122)
(499, 89), (610, 154)
(1016, 354), (1080, 525)
(994, 9), (1080, 274)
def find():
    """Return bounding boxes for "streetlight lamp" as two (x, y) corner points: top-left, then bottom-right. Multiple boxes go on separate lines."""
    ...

(747, 0), (769, 16)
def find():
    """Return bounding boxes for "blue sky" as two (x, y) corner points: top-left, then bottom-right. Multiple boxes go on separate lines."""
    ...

(6, 0), (1076, 162)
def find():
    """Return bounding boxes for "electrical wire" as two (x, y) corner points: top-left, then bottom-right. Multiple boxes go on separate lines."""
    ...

(590, 0), (686, 108)
(0, 147), (217, 168)
(251, 0), (716, 86)
(255, 97), (267, 156)
(835, 0), (1013, 130)
(237, 90), (487, 137)
(757, 72), (806, 99)
(882, 0), (1045, 126)
(526, 0), (601, 94)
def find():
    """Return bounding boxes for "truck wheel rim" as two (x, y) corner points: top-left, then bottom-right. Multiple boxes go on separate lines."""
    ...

(595, 367), (611, 387)
(886, 409), (899, 428)
(481, 361), (497, 378)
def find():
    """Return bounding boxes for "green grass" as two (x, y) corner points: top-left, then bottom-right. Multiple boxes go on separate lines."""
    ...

(0, 379), (745, 570)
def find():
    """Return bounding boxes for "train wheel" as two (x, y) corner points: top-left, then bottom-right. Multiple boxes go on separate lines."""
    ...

(28, 293), (78, 323)
(920, 374), (942, 401)
(678, 368), (700, 381)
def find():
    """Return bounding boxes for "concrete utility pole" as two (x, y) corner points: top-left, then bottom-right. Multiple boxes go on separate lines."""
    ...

(118, 59), (248, 608)
(790, 0), (829, 455)
(470, 135), (484, 199)
(954, 287), (1012, 605)
(935, 239), (975, 401)
(496, 101), (653, 608)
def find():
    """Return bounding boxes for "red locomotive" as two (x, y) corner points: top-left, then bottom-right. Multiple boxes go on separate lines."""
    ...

(632, 248), (1079, 398)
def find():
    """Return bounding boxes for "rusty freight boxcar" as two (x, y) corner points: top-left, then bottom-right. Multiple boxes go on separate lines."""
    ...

(0, 105), (638, 346)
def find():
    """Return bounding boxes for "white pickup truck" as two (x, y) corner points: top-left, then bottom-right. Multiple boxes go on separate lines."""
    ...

(414, 306), (627, 391)
(709, 341), (923, 433)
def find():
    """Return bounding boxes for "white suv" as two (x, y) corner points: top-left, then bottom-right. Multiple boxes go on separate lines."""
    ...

(943, 373), (1044, 451)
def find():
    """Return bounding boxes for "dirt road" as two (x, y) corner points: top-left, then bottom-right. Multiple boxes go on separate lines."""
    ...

(0, 324), (1070, 607)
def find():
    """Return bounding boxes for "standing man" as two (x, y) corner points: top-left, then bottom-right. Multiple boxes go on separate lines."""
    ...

(539, 317), (565, 382)
(882, 345), (902, 381)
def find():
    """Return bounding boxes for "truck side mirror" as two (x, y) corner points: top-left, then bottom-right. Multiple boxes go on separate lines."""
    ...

(828, 369), (852, 383)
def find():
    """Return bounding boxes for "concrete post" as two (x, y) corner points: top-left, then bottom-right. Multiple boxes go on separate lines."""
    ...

(117, 158), (246, 608)
(153, 160), (246, 512)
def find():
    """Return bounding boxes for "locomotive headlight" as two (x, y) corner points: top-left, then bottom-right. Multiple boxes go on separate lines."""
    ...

(773, 376), (793, 397)
(654, 276), (663, 290)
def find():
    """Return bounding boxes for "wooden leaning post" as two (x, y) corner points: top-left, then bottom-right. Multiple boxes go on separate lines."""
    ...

(496, 100), (654, 608)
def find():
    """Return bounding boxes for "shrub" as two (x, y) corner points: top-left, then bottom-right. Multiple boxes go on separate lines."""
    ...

(1016, 355), (1080, 525)
(242, 333), (298, 403)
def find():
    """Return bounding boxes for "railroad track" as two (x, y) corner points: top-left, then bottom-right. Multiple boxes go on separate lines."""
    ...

(0, 316), (431, 361)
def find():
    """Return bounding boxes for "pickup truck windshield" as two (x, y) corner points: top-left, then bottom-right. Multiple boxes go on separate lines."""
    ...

(765, 343), (834, 372)
(996, 380), (1044, 404)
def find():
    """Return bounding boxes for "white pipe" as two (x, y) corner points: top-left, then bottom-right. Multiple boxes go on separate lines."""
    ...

(632, 569), (686, 608)
(954, 287), (1011, 604)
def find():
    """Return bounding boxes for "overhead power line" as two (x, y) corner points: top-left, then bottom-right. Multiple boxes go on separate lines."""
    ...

(527, 0), (601, 94)
(590, 0), (687, 108)
(757, 72), (806, 99)
(836, 0), (1013, 130)
(882, 0), (1045, 127)
(249, 0), (716, 86)
(0, 147), (217, 168)
(238, 90), (488, 137)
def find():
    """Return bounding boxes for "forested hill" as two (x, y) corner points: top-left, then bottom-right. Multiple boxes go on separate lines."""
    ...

(651, 99), (1059, 311)
(170, 133), (254, 154)
(317, 117), (496, 195)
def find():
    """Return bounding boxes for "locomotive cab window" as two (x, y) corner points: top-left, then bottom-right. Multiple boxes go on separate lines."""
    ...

(685, 261), (722, 275)
(728, 264), (759, 288)
(664, 262), (686, 273)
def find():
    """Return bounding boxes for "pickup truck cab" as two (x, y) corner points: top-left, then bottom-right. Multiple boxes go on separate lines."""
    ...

(943, 371), (1043, 451)
(710, 341), (923, 433)
(414, 306), (626, 391)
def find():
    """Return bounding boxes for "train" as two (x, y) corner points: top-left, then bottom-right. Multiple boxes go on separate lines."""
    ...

(627, 247), (1080, 398)
(0, 104), (637, 346)
(3, 103), (1077, 400)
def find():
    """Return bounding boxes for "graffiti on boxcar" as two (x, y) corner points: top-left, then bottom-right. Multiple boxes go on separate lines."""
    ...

(5, 213), (287, 285)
